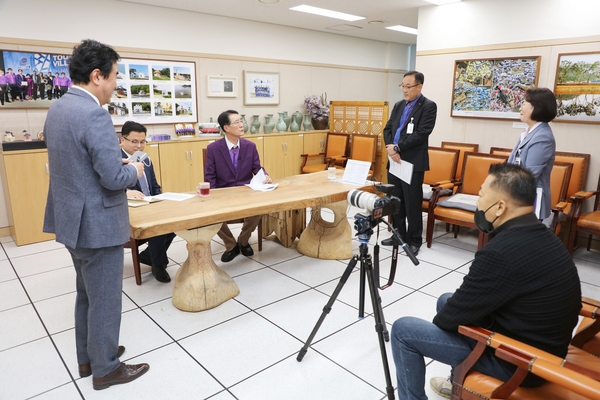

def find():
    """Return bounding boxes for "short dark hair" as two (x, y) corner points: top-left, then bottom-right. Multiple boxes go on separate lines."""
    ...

(488, 163), (536, 207)
(121, 121), (147, 137)
(404, 71), (424, 85)
(218, 110), (239, 130)
(526, 87), (557, 122)
(69, 39), (120, 85)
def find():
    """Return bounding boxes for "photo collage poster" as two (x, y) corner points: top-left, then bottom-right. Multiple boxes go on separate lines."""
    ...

(109, 58), (197, 125)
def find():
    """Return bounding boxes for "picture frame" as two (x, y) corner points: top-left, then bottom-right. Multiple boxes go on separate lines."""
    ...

(109, 58), (198, 125)
(554, 51), (600, 124)
(451, 56), (540, 120)
(0, 49), (71, 109)
(243, 71), (279, 105)
(207, 75), (237, 98)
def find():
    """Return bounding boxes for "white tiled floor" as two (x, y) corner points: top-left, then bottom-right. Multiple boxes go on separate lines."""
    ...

(1, 206), (599, 400)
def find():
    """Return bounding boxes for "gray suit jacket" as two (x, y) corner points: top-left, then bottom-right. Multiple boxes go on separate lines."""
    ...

(508, 122), (556, 219)
(43, 87), (138, 248)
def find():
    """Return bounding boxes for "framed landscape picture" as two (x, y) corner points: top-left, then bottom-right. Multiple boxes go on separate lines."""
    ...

(451, 57), (540, 120)
(243, 71), (279, 105)
(108, 58), (197, 125)
(554, 52), (600, 124)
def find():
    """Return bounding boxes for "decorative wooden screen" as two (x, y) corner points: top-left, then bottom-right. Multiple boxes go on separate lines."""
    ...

(329, 101), (390, 182)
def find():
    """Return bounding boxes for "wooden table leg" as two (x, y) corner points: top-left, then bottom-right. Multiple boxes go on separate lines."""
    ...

(262, 208), (306, 248)
(172, 224), (240, 312)
(297, 199), (352, 260)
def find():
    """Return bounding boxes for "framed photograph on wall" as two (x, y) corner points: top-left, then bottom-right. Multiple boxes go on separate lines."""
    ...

(0, 49), (71, 109)
(243, 71), (279, 105)
(207, 75), (237, 97)
(109, 58), (197, 125)
(451, 57), (540, 120)
(554, 52), (600, 124)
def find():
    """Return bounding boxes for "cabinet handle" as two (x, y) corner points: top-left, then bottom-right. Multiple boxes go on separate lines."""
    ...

(185, 151), (189, 160)
(45, 163), (49, 174)
(281, 143), (284, 151)
(190, 151), (193, 160)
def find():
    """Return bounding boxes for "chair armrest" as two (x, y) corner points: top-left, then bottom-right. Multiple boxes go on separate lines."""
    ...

(431, 181), (455, 191)
(300, 152), (325, 170)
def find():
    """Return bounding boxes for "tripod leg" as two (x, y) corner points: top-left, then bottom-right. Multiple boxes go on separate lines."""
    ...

(364, 256), (396, 400)
(297, 256), (358, 362)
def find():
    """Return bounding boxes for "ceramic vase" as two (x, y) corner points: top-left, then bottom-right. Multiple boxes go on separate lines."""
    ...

(241, 114), (248, 134)
(290, 117), (300, 132)
(292, 111), (303, 128)
(264, 114), (275, 134)
(311, 116), (329, 130)
(283, 111), (291, 131)
(276, 112), (287, 132)
(303, 114), (312, 132)
(250, 115), (260, 134)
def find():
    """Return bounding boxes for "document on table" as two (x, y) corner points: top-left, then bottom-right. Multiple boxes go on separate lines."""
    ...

(534, 187), (543, 219)
(341, 159), (372, 186)
(388, 156), (413, 185)
(246, 168), (278, 191)
(152, 192), (196, 201)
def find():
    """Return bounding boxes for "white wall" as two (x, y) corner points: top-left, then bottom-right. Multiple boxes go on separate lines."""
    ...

(415, 0), (600, 193)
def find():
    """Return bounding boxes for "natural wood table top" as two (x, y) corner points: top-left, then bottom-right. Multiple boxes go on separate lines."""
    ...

(129, 171), (376, 240)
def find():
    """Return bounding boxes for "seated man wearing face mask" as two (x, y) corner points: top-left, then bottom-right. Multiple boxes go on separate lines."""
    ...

(390, 163), (581, 400)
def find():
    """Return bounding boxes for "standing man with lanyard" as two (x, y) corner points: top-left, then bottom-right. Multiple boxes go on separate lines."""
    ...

(383, 71), (437, 256)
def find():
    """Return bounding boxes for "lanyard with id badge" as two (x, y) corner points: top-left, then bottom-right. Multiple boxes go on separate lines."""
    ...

(406, 117), (414, 134)
(515, 149), (522, 165)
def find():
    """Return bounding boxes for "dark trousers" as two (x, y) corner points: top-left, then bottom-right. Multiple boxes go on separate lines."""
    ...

(10, 84), (18, 100)
(0, 84), (7, 104)
(46, 88), (53, 100)
(388, 170), (425, 248)
(142, 232), (176, 266)
(68, 245), (123, 378)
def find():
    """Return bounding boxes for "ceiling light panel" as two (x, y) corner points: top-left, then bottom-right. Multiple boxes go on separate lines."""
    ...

(290, 5), (365, 22)
(424, 0), (462, 5)
(386, 25), (418, 35)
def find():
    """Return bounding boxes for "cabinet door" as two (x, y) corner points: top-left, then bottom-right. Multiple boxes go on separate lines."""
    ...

(263, 137), (285, 180)
(244, 136), (265, 167)
(145, 143), (161, 186)
(4, 152), (55, 245)
(158, 142), (192, 192)
(303, 132), (326, 154)
(284, 134), (305, 177)
(189, 141), (210, 186)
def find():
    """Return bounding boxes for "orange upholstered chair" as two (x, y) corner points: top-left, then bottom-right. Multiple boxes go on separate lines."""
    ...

(423, 146), (459, 213)
(566, 173), (600, 254)
(490, 147), (513, 157)
(441, 141), (479, 181)
(337, 134), (378, 178)
(300, 133), (349, 173)
(426, 152), (507, 249)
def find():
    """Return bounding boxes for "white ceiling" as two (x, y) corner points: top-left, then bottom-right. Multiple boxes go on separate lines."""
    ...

(120, 0), (442, 45)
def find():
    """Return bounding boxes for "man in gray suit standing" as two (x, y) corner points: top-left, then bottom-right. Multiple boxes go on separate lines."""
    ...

(43, 39), (149, 390)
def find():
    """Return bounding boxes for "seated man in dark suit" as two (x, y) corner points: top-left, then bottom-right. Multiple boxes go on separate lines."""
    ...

(121, 121), (175, 282)
(205, 110), (272, 262)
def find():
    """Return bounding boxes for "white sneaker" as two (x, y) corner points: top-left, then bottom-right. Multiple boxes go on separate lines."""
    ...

(430, 376), (452, 399)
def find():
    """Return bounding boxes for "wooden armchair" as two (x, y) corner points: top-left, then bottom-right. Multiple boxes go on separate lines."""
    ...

(337, 134), (378, 178)
(546, 161), (573, 231)
(441, 141), (479, 180)
(124, 237), (148, 286)
(423, 147), (460, 213)
(490, 147), (513, 157)
(300, 133), (349, 173)
(452, 325), (600, 400)
(566, 173), (600, 254)
(426, 152), (507, 250)
(551, 151), (590, 235)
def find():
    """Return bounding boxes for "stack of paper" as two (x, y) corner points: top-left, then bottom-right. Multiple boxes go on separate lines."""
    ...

(246, 169), (278, 191)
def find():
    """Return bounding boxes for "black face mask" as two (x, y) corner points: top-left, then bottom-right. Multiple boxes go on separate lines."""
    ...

(474, 201), (500, 233)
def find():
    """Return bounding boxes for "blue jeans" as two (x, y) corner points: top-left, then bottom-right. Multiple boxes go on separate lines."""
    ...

(391, 293), (514, 400)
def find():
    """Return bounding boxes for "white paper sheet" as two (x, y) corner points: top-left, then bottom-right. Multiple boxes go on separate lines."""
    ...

(448, 194), (479, 207)
(246, 168), (278, 191)
(152, 192), (196, 201)
(534, 187), (543, 219)
(388, 156), (414, 185)
(341, 159), (372, 186)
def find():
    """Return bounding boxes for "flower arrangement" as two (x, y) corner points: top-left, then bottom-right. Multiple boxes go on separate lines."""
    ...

(304, 93), (329, 120)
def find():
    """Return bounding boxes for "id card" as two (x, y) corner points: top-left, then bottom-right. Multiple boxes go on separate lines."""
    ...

(406, 118), (414, 134)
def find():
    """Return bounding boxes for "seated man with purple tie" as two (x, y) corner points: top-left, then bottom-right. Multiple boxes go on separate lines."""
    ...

(205, 110), (272, 262)
(121, 121), (175, 283)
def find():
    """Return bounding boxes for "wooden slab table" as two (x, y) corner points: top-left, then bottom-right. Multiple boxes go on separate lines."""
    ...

(129, 171), (375, 311)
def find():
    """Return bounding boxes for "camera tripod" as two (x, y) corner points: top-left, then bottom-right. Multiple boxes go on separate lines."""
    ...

(297, 216), (418, 400)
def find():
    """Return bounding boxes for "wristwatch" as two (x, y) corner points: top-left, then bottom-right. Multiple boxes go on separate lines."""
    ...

(393, 145), (400, 154)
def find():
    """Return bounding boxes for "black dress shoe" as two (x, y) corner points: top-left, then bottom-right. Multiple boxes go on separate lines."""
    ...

(137, 250), (151, 266)
(407, 245), (420, 257)
(239, 241), (254, 257)
(79, 346), (126, 378)
(152, 265), (171, 283)
(221, 245), (240, 262)
(92, 362), (150, 390)
(381, 237), (398, 246)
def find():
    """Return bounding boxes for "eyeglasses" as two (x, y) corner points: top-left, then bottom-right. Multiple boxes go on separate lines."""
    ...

(400, 84), (421, 90)
(123, 137), (147, 145)
(228, 119), (244, 125)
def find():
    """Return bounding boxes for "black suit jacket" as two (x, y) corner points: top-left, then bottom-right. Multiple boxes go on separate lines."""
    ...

(383, 95), (437, 172)
(122, 149), (162, 196)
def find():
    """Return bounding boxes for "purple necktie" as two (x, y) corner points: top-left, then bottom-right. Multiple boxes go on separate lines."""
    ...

(230, 146), (239, 171)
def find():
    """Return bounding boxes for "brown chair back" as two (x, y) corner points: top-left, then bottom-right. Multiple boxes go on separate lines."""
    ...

(350, 134), (377, 172)
(460, 152), (508, 195)
(554, 151), (590, 198)
(489, 147), (512, 157)
(325, 133), (349, 159)
(424, 147), (459, 185)
(550, 161), (573, 207)
(441, 141), (479, 180)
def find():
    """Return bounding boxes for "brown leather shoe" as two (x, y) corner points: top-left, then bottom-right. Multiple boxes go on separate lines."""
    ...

(92, 362), (149, 390)
(78, 345), (126, 378)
